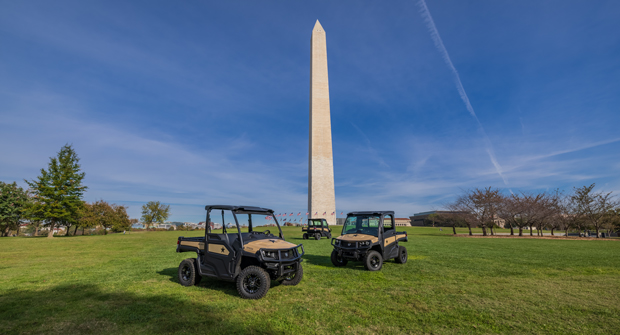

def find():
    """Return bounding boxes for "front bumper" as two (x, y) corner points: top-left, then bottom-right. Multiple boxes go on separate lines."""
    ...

(258, 244), (305, 278)
(331, 239), (371, 260)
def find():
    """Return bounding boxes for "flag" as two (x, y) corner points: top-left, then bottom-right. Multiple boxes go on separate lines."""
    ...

(289, 213), (293, 216)
(297, 212), (301, 216)
(331, 212), (335, 215)
(323, 212), (326, 215)
(314, 212), (318, 215)
(306, 212), (309, 215)
(340, 212), (343, 215)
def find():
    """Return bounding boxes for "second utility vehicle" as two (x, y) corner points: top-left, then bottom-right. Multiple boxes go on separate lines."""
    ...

(302, 218), (331, 240)
(331, 211), (408, 271)
(177, 205), (304, 299)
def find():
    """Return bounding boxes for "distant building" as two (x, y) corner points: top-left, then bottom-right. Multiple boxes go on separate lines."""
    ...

(409, 211), (462, 226)
(410, 211), (505, 228)
(394, 218), (411, 227)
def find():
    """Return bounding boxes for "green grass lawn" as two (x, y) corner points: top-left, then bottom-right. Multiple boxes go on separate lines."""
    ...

(1, 227), (619, 334)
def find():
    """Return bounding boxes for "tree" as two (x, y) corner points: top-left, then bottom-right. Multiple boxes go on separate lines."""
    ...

(0, 182), (30, 237)
(426, 213), (440, 227)
(141, 201), (170, 230)
(79, 200), (131, 235)
(570, 184), (618, 238)
(497, 194), (519, 236)
(111, 204), (131, 232)
(603, 208), (620, 235)
(25, 144), (87, 238)
(450, 187), (502, 236)
(440, 213), (468, 235)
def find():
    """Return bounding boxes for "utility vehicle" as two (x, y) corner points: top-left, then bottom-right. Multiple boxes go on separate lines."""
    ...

(302, 218), (331, 240)
(331, 211), (408, 271)
(176, 205), (304, 299)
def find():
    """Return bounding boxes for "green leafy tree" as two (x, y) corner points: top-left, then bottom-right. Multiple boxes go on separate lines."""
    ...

(79, 200), (130, 235)
(141, 201), (170, 230)
(25, 144), (87, 238)
(111, 204), (131, 232)
(0, 182), (30, 237)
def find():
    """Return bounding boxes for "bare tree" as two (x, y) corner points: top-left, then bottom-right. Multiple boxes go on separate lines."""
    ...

(545, 190), (568, 236)
(448, 187), (502, 236)
(571, 184), (618, 238)
(497, 194), (520, 236)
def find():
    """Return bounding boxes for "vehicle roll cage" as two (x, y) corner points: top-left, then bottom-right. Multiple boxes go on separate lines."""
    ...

(204, 205), (285, 249)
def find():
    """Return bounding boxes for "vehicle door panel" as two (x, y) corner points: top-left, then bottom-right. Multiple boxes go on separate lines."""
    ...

(382, 215), (399, 258)
(205, 233), (235, 279)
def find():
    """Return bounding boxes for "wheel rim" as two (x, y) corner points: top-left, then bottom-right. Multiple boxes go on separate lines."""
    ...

(285, 272), (295, 281)
(370, 255), (380, 268)
(243, 274), (261, 294)
(401, 250), (406, 262)
(181, 265), (191, 281)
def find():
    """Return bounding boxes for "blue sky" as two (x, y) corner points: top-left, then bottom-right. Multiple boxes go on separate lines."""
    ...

(1, 0), (619, 222)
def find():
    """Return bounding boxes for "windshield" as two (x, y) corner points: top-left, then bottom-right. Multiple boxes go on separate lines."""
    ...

(309, 219), (323, 226)
(342, 215), (380, 236)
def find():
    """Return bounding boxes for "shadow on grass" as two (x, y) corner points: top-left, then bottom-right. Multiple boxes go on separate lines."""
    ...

(0, 283), (275, 335)
(157, 267), (289, 298)
(302, 254), (372, 271)
(157, 267), (240, 298)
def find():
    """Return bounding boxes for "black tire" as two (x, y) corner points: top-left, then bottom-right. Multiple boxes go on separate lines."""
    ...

(178, 258), (201, 286)
(364, 250), (383, 271)
(236, 266), (270, 299)
(279, 264), (303, 286)
(330, 250), (348, 267)
(394, 246), (408, 264)
(326, 232), (332, 239)
(303, 233), (308, 240)
(315, 233), (321, 240)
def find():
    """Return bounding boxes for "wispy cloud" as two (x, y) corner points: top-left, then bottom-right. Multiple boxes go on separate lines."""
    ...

(350, 122), (390, 168)
(0, 92), (308, 221)
(417, 0), (507, 185)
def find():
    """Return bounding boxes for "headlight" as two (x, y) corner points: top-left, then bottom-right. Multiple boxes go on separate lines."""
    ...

(265, 251), (279, 259)
(283, 251), (290, 258)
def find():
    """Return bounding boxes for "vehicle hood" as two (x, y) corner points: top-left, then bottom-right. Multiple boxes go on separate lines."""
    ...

(336, 234), (379, 243)
(243, 239), (298, 252)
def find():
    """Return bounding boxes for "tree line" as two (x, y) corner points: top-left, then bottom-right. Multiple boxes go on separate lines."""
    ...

(432, 185), (620, 238)
(0, 144), (171, 237)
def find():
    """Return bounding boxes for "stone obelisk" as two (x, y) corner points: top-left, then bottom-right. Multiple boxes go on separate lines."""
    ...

(308, 20), (336, 225)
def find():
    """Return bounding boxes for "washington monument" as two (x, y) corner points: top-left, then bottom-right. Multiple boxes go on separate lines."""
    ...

(308, 20), (336, 225)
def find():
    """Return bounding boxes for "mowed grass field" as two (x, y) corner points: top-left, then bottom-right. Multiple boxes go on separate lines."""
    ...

(1, 227), (619, 334)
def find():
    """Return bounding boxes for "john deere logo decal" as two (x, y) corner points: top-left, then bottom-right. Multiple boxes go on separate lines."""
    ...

(221, 247), (225, 253)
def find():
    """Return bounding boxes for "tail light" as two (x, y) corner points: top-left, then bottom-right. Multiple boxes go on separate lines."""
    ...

(177, 240), (180, 245)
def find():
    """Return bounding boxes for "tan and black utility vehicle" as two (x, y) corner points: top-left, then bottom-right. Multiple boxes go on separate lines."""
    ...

(302, 218), (331, 240)
(176, 205), (304, 299)
(331, 211), (408, 271)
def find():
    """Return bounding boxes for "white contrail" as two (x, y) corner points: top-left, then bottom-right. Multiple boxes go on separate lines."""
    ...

(417, 0), (508, 185)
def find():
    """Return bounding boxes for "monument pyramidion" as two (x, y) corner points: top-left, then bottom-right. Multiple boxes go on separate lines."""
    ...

(308, 20), (336, 226)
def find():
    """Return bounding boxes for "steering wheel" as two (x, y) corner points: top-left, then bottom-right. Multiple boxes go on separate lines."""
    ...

(263, 230), (271, 235)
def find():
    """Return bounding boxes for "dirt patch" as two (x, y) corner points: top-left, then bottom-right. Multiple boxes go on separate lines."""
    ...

(454, 234), (619, 241)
